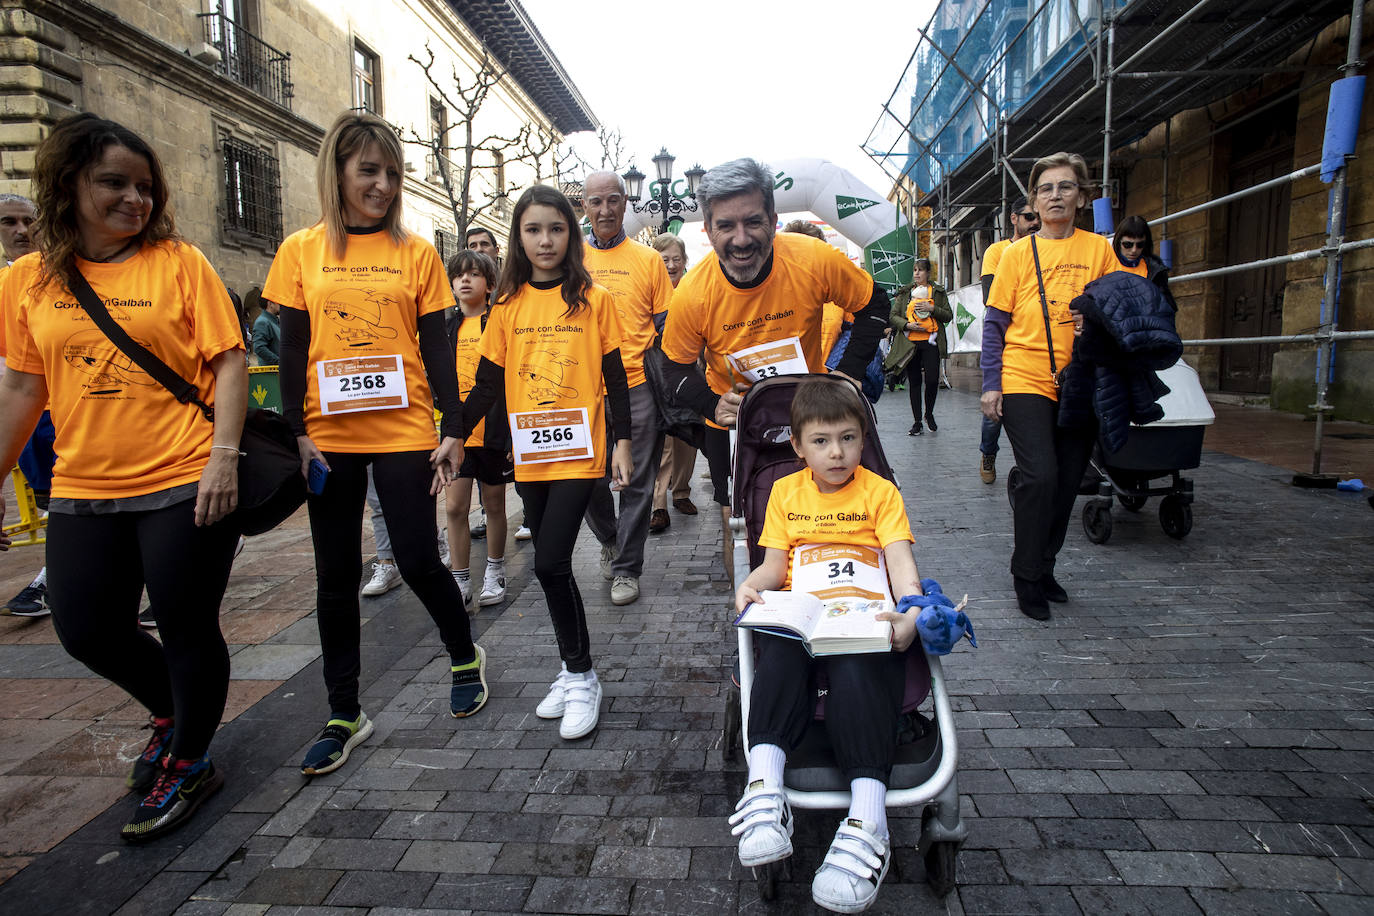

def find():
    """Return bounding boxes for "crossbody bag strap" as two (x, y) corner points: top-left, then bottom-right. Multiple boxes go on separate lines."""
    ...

(69, 268), (216, 422)
(1029, 235), (1058, 382)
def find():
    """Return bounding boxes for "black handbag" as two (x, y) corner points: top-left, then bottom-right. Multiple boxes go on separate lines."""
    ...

(642, 344), (705, 450)
(70, 270), (305, 535)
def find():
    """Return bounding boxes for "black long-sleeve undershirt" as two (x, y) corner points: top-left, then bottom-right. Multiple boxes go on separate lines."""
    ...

(462, 351), (632, 444)
(277, 307), (462, 441)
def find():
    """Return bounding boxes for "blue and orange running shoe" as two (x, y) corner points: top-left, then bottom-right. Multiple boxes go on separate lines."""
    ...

(127, 716), (175, 794)
(121, 754), (223, 843)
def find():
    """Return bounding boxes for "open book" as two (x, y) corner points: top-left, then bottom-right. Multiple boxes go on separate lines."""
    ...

(733, 544), (894, 656)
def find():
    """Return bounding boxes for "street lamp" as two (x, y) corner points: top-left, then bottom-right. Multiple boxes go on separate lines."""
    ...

(623, 147), (705, 234)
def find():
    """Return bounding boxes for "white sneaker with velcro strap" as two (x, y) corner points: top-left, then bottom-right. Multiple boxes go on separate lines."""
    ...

(811, 818), (891, 913)
(728, 780), (793, 867)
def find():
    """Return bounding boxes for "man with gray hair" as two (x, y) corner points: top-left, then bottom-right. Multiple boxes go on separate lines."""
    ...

(659, 158), (890, 583)
(0, 193), (36, 263)
(580, 171), (674, 606)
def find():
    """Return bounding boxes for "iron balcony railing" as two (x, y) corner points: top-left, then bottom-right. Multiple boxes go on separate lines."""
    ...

(198, 11), (293, 109)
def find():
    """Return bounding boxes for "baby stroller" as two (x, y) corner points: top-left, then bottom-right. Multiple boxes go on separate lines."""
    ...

(1080, 359), (1215, 544)
(719, 374), (968, 901)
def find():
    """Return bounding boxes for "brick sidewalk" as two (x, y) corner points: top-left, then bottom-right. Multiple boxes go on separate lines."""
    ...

(0, 385), (1371, 914)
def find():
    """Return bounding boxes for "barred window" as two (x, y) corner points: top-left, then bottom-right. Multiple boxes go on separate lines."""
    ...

(223, 137), (282, 245)
(434, 228), (460, 266)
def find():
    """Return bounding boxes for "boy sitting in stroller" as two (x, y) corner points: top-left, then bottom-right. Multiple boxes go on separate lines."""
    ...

(731, 377), (924, 913)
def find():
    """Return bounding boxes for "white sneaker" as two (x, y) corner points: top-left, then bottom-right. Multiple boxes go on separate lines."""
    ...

(610, 575), (639, 606)
(362, 562), (402, 596)
(437, 527), (451, 568)
(536, 665), (572, 718)
(558, 670), (601, 739)
(811, 819), (890, 914)
(452, 569), (473, 605)
(479, 568), (506, 606)
(729, 781), (794, 867)
(234, 535), (246, 558)
(599, 544), (617, 580)
(515, 524), (532, 541)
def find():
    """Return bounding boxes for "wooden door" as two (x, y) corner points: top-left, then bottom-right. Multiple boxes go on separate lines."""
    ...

(1220, 114), (1295, 393)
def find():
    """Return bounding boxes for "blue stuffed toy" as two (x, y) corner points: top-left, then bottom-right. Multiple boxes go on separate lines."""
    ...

(896, 578), (977, 656)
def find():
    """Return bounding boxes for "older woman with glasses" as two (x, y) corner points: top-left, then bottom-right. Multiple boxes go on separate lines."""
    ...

(980, 151), (1117, 621)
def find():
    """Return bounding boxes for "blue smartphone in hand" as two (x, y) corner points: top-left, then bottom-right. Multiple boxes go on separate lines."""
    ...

(307, 458), (328, 496)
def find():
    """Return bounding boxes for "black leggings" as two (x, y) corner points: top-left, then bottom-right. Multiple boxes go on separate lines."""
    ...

(1000, 393), (1098, 580)
(520, 477), (598, 674)
(748, 633), (906, 782)
(906, 340), (939, 423)
(309, 450), (474, 719)
(46, 499), (238, 761)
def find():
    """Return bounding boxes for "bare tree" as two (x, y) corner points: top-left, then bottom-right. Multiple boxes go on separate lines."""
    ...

(559, 126), (627, 181)
(407, 45), (560, 236)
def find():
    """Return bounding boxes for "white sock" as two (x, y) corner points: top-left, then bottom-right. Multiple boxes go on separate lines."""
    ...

(454, 568), (470, 582)
(487, 557), (505, 573)
(746, 743), (786, 789)
(848, 777), (888, 838)
(31, 567), (47, 588)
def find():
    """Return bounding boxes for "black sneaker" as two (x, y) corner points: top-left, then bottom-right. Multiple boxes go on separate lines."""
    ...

(925, 412), (938, 432)
(127, 716), (175, 794)
(1014, 576), (1051, 621)
(301, 713), (374, 776)
(3, 582), (50, 617)
(471, 522), (487, 540)
(120, 755), (223, 843)
(908, 423), (923, 436)
(450, 645), (488, 718)
(137, 607), (157, 629)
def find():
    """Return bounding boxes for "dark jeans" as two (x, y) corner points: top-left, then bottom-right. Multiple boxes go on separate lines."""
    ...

(46, 498), (238, 760)
(522, 477), (598, 674)
(309, 450), (475, 720)
(748, 633), (906, 782)
(980, 415), (1003, 457)
(1000, 393), (1097, 581)
(906, 341), (939, 424)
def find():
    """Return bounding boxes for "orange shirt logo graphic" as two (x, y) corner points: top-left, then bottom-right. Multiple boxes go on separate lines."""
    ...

(324, 289), (399, 346)
(517, 352), (580, 406)
(62, 328), (157, 394)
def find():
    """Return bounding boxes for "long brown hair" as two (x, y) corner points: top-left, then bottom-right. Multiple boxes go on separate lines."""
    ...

(30, 113), (178, 294)
(494, 184), (591, 316)
(316, 111), (409, 259)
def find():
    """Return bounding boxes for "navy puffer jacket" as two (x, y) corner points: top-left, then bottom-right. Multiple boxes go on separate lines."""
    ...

(1058, 272), (1182, 453)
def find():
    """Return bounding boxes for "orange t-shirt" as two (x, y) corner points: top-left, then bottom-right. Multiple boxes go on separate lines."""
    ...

(2, 242), (244, 499)
(661, 232), (873, 420)
(981, 238), (1011, 279)
(905, 297), (939, 342)
(0, 262), (11, 359)
(1116, 259), (1148, 277)
(758, 465), (913, 590)
(453, 312), (486, 448)
(820, 302), (845, 359)
(479, 283), (622, 483)
(262, 225), (453, 453)
(582, 237), (671, 390)
(986, 229), (1116, 400)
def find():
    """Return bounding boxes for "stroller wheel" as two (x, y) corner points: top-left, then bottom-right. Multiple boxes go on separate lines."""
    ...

(1006, 466), (1021, 510)
(1117, 491), (1147, 512)
(924, 841), (959, 897)
(723, 686), (741, 761)
(1159, 495), (1193, 539)
(1083, 499), (1113, 545)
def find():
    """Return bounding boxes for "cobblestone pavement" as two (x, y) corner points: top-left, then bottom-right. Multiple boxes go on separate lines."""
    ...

(0, 380), (1371, 915)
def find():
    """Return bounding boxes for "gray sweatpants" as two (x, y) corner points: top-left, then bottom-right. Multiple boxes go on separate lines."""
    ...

(584, 382), (664, 579)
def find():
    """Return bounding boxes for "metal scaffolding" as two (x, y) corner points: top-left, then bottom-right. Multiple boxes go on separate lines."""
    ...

(865, 0), (1370, 476)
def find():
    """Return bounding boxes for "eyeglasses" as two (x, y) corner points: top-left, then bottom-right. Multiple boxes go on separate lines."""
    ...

(1016, 211), (1039, 221)
(1035, 180), (1081, 198)
(1120, 240), (1146, 250)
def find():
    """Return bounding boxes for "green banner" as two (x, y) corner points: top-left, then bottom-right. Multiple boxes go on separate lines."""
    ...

(248, 366), (282, 413)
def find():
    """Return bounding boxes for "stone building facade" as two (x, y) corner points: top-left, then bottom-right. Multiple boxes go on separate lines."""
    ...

(0, 0), (595, 299)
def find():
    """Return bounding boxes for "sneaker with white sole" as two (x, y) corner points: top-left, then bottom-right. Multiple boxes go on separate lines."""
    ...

(452, 569), (473, 605)
(558, 670), (601, 739)
(450, 645), (488, 718)
(515, 524), (532, 541)
(599, 544), (617, 581)
(536, 665), (572, 718)
(301, 712), (374, 776)
(729, 780), (794, 867)
(362, 562), (402, 596)
(3, 581), (50, 618)
(479, 569), (506, 606)
(610, 575), (639, 606)
(811, 818), (890, 913)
